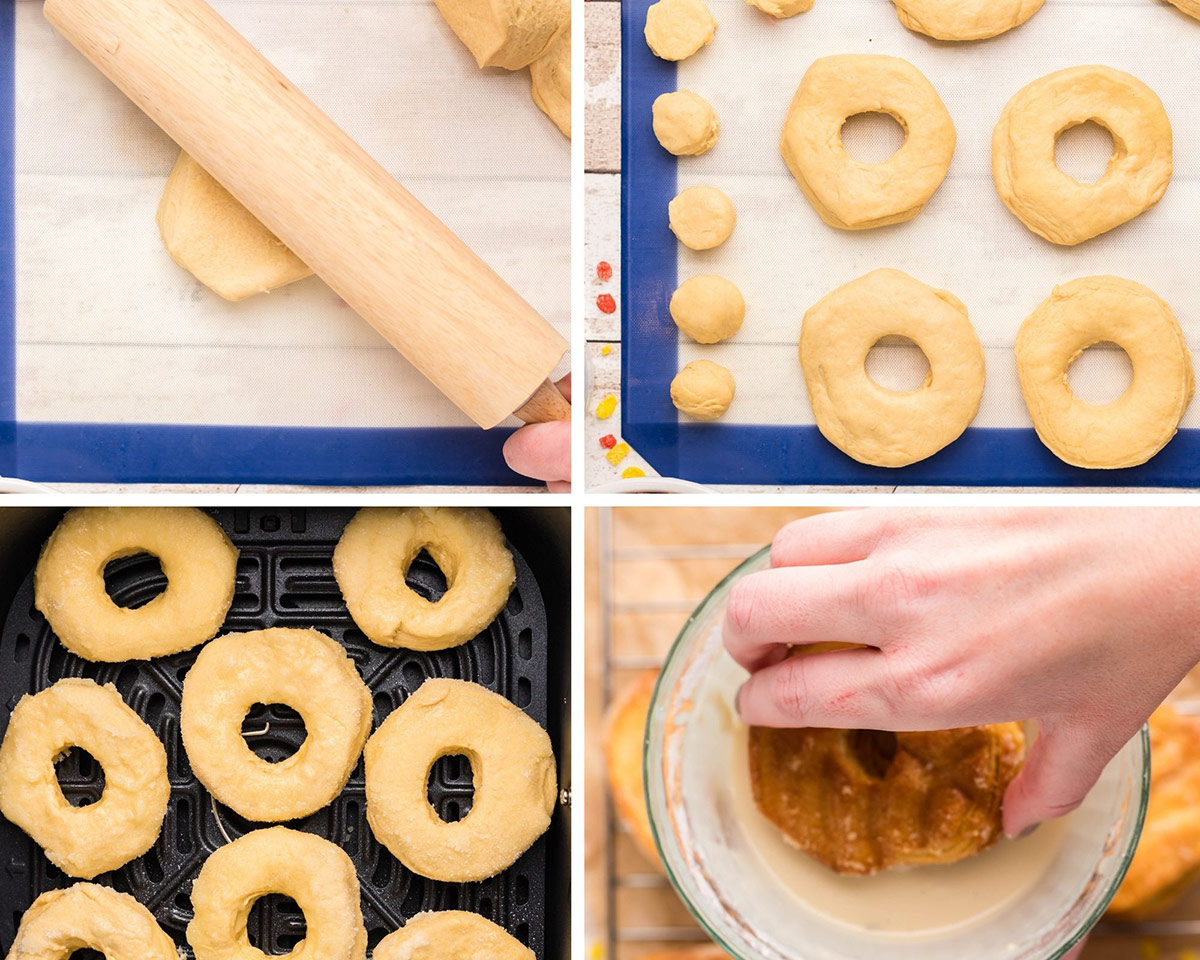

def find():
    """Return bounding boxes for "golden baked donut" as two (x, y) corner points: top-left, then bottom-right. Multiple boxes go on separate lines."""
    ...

(333, 507), (515, 651)
(374, 912), (533, 960)
(891, 0), (1044, 40)
(604, 671), (660, 864)
(1016, 276), (1193, 469)
(800, 269), (985, 468)
(0, 678), (169, 879)
(993, 66), (1172, 246)
(6, 883), (178, 960)
(364, 678), (556, 883)
(187, 826), (367, 960)
(749, 722), (1025, 875)
(181, 628), (372, 822)
(780, 56), (955, 230)
(34, 506), (237, 662)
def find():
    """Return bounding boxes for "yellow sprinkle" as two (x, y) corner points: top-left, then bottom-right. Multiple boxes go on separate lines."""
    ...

(588, 944), (605, 960)
(595, 394), (617, 419)
(601, 344), (612, 356)
(1139, 939), (1160, 960)
(621, 466), (645, 479)
(606, 442), (630, 466)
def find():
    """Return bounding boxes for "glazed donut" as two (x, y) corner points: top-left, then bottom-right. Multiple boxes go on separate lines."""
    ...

(374, 912), (533, 960)
(333, 507), (515, 651)
(800, 269), (985, 467)
(34, 506), (238, 661)
(364, 678), (556, 883)
(780, 55), (955, 230)
(891, 0), (1044, 40)
(181, 628), (372, 822)
(0, 678), (169, 879)
(6, 883), (178, 960)
(187, 826), (367, 960)
(993, 66), (1172, 246)
(1015, 276), (1194, 469)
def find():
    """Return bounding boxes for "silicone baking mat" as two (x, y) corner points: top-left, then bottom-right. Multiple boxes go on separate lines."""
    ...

(0, 0), (569, 485)
(621, 0), (1200, 485)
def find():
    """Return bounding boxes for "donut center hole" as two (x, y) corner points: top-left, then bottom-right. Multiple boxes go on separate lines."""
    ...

(242, 703), (307, 763)
(851, 730), (898, 780)
(247, 894), (306, 955)
(54, 747), (105, 807)
(405, 547), (450, 603)
(840, 112), (906, 164)
(1067, 341), (1133, 405)
(1055, 121), (1115, 184)
(865, 336), (931, 392)
(427, 753), (475, 823)
(103, 552), (166, 609)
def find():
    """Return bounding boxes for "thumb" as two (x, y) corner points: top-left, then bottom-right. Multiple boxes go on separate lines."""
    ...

(502, 421), (571, 484)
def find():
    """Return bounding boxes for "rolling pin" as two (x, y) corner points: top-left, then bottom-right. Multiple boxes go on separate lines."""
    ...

(44, 0), (570, 428)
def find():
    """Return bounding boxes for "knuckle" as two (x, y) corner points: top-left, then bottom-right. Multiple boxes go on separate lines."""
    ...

(725, 577), (761, 637)
(859, 562), (935, 613)
(772, 664), (812, 721)
(769, 522), (804, 567)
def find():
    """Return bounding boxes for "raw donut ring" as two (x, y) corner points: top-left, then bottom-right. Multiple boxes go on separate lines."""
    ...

(374, 912), (533, 960)
(1015, 276), (1194, 469)
(6, 883), (178, 960)
(364, 678), (557, 883)
(187, 826), (367, 960)
(891, 0), (1044, 40)
(181, 628), (372, 822)
(333, 507), (515, 651)
(780, 55), (955, 230)
(993, 66), (1173, 246)
(0, 678), (169, 879)
(800, 269), (985, 467)
(34, 506), (238, 661)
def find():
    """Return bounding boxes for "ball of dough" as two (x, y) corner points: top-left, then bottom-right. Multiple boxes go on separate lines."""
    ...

(434, 0), (568, 70)
(645, 0), (717, 60)
(747, 0), (812, 18)
(653, 91), (719, 156)
(670, 276), (744, 344)
(531, 27), (571, 138)
(669, 186), (736, 250)
(671, 360), (736, 420)
(1165, 0), (1200, 19)
(891, 0), (1044, 40)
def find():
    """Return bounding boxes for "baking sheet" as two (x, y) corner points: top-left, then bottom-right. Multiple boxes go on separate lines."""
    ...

(4, 0), (569, 484)
(621, 0), (1200, 485)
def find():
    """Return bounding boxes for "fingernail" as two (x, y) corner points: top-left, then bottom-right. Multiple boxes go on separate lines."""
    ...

(734, 683), (745, 718)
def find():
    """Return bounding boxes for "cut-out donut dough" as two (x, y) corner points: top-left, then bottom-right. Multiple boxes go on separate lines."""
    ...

(531, 27), (571, 138)
(375, 912), (534, 960)
(747, 0), (813, 19)
(670, 276), (744, 344)
(781, 55), (956, 230)
(433, 0), (568, 70)
(891, 0), (1044, 40)
(669, 186), (736, 250)
(1015, 276), (1193, 469)
(1166, 0), (1200, 19)
(671, 360), (736, 421)
(800, 269), (985, 467)
(158, 152), (313, 302)
(7, 883), (178, 960)
(653, 91), (719, 156)
(993, 66), (1173, 246)
(645, 0), (717, 61)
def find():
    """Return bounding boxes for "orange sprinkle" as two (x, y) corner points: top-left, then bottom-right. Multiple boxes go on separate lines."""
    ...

(597, 261), (613, 281)
(597, 293), (616, 314)
(599, 434), (617, 449)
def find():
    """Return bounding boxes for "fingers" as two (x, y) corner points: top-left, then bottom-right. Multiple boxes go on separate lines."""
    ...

(735, 647), (896, 728)
(555, 372), (572, 402)
(770, 509), (882, 569)
(502, 421), (571, 484)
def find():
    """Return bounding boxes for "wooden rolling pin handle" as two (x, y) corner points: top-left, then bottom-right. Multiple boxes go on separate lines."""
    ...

(515, 379), (571, 424)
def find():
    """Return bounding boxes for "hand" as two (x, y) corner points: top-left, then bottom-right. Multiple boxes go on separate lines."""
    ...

(502, 374), (571, 493)
(724, 508), (1200, 837)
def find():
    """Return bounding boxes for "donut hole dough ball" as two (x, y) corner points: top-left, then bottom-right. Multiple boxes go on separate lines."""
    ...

(671, 360), (736, 421)
(1015, 276), (1193, 469)
(34, 506), (238, 662)
(669, 186), (736, 250)
(364, 678), (557, 883)
(8, 883), (178, 960)
(780, 56), (956, 230)
(653, 91), (719, 157)
(333, 507), (515, 651)
(187, 826), (367, 960)
(0, 678), (169, 879)
(891, 0), (1044, 40)
(433, 0), (568, 69)
(747, 0), (812, 19)
(670, 276), (744, 344)
(375, 912), (534, 960)
(181, 628), (372, 822)
(800, 269), (985, 467)
(644, 0), (716, 61)
(993, 66), (1173, 246)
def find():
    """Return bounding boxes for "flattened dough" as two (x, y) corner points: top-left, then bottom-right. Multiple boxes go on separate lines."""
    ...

(891, 0), (1044, 40)
(433, 0), (568, 69)
(645, 0), (716, 61)
(671, 360), (736, 420)
(747, 0), (812, 18)
(531, 27), (571, 137)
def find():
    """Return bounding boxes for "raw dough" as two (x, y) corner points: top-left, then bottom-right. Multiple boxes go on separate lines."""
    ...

(780, 55), (955, 230)
(1165, 0), (1200, 18)
(669, 186), (736, 250)
(993, 66), (1173, 246)
(433, 0), (568, 69)
(531, 27), (571, 138)
(747, 0), (813, 18)
(644, 0), (717, 61)
(800, 269), (985, 467)
(670, 276), (744, 344)
(375, 912), (533, 960)
(158, 152), (312, 302)
(1015, 276), (1193, 469)
(891, 0), (1044, 40)
(6, 884), (178, 960)
(671, 360), (736, 420)
(653, 91), (719, 156)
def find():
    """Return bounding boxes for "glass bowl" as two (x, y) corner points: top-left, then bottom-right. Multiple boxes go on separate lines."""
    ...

(645, 547), (1150, 960)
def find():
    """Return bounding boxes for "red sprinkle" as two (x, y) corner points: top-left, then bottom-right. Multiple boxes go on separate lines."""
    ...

(597, 293), (617, 314)
(599, 434), (617, 449)
(597, 261), (613, 281)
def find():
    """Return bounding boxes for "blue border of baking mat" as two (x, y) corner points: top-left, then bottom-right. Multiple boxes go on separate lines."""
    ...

(619, 0), (1200, 486)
